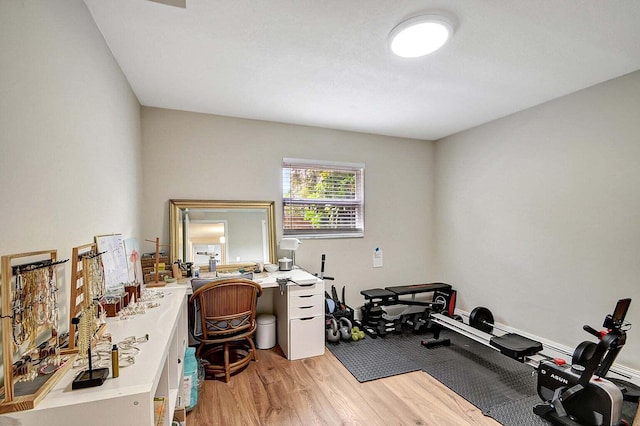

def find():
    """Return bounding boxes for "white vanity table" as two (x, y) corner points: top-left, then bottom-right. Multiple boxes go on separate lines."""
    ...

(2, 287), (189, 426)
(189, 268), (326, 361)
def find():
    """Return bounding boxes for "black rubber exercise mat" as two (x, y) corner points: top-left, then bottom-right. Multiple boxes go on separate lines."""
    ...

(488, 395), (553, 426)
(328, 330), (535, 412)
(487, 394), (639, 426)
(327, 331), (421, 382)
(327, 329), (639, 425)
(417, 331), (537, 412)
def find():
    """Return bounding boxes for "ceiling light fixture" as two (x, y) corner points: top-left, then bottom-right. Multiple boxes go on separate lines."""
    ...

(389, 14), (455, 58)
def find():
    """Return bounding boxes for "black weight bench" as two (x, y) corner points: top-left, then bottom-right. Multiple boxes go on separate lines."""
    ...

(387, 282), (452, 296)
(360, 287), (398, 304)
(361, 282), (452, 306)
(359, 283), (454, 337)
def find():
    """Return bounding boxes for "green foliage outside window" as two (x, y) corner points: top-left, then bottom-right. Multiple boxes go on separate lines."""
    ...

(282, 160), (364, 237)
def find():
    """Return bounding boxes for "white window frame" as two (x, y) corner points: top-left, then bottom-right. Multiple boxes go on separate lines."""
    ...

(282, 158), (365, 239)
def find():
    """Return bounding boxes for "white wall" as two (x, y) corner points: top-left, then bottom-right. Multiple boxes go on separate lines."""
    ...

(434, 71), (640, 370)
(0, 0), (142, 325)
(141, 108), (436, 309)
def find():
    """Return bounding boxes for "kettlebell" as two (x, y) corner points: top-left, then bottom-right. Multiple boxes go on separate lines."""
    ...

(326, 318), (341, 343)
(339, 317), (352, 341)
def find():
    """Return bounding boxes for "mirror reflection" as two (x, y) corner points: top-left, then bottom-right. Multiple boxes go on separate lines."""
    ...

(169, 200), (277, 269)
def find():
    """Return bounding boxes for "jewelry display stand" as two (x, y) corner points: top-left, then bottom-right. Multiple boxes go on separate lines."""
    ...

(0, 250), (75, 414)
(67, 242), (107, 352)
(67, 243), (110, 390)
(70, 334), (109, 390)
(144, 237), (170, 287)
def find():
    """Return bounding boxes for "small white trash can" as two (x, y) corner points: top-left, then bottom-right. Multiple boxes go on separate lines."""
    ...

(256, 314), (276, 349)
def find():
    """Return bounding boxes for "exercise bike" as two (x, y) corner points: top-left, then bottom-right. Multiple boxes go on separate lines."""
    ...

(534, 298), (632, 426)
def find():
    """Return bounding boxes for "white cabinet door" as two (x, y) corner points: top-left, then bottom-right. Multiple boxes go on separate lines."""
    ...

(289, 315), (325, 360)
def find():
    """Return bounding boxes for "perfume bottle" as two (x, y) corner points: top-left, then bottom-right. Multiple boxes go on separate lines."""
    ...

(111, 344), (119, 378)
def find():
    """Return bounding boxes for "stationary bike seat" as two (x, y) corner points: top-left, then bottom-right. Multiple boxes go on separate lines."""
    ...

(490, 333), (543, 362)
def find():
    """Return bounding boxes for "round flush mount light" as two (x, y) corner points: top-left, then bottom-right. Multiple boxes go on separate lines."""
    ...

(389, 14), (455, 58)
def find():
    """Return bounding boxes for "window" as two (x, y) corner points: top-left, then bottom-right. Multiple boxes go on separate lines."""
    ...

(282, 158), (364, 238)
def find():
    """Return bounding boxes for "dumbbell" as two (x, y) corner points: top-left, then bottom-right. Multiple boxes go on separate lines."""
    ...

(377, 319), (402, 336)
(351, 326), (365, 341)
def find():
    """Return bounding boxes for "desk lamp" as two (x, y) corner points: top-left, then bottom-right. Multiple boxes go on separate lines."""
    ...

(279, 238), (301, 270)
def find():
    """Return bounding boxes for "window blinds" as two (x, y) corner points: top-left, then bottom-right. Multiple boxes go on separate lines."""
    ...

(282, 158), (364, 238)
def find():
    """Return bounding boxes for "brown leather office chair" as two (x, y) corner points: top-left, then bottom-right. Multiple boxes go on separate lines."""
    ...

(189, 278), (262, 382)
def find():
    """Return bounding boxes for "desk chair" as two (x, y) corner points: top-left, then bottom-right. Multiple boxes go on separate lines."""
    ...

(189, 278), (262, 382)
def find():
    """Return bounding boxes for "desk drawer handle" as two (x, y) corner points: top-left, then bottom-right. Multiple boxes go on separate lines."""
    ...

(298, 306), (314, 309)
(299, 295), (314, 298)
(299, 317), (314, 321)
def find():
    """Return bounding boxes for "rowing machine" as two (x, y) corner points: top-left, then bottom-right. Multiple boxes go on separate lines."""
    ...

(425, 299), (633, 426)
(533, 298), (632, 426)
(425, 307), (543, 361)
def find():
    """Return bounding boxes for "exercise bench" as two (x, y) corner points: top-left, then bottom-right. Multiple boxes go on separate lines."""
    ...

(358, 283), (455, 337)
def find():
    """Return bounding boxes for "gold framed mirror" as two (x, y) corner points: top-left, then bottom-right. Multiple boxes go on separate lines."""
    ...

(169, 200), (277, 271)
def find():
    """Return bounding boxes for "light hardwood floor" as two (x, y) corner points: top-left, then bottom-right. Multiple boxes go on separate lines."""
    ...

(186, 346), (501, 426)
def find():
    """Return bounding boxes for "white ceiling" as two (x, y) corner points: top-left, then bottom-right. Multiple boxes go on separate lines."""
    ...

(83, 0), (640, 140)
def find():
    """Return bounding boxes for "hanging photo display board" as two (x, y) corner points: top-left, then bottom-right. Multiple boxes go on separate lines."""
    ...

(124, 237), (144, 285)
(95, 233), (129, 291)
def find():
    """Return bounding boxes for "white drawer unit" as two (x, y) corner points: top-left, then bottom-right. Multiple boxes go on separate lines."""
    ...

(274, 270), (325, 360)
